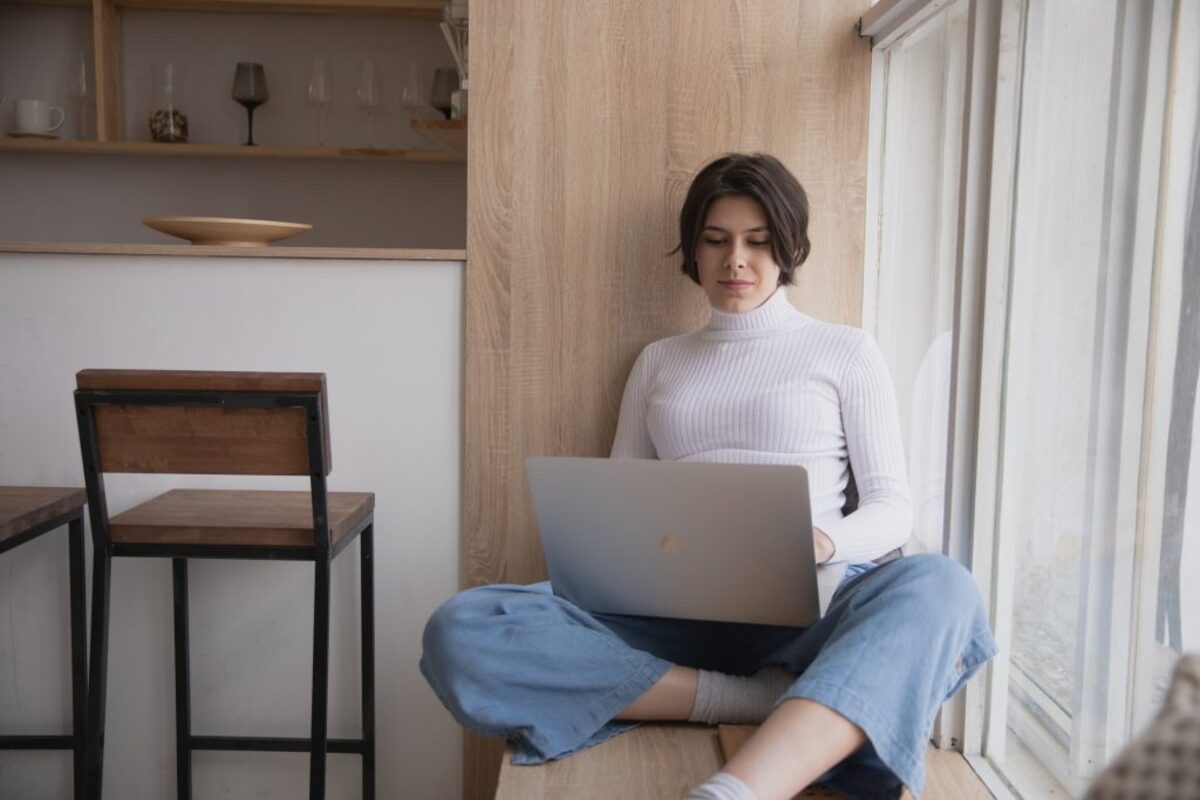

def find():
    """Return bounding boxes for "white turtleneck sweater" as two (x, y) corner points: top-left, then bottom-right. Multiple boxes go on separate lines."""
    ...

(610, 289), (912, 564)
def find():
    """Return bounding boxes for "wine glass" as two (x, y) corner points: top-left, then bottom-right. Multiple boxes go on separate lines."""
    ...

(399, 61), (431, 139)
(400, 61), (424, 112)
(308, 57), (332, 147)
(356, 61), (381, 148)
(66, 51), (92, 139)
(430, 67), (458, 120)
(231, 62), (268, 146)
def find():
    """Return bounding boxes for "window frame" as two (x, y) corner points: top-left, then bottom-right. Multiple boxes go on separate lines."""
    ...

(1127, 0), (1200, 737)
(862, 0), (1195, 795)
(862, 0), (1010, 772)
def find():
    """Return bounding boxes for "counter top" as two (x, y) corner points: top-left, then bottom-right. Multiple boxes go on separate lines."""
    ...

(0, 241), (466, 261)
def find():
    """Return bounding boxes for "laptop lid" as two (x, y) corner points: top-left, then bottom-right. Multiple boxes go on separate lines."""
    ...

(526, 456), (824, 627)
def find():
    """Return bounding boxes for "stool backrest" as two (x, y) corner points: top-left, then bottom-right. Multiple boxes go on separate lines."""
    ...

(75, 370), (331, 476)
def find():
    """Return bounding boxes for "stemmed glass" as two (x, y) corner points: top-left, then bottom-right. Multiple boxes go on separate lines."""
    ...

(356, 61), (381, 148)
(66, 51), (92, 139)
(400, 61), (424, 113)
(399, 61), (429, 140)
(308, 57), (332, 147)
(231, 62), (269, 146)
(430, 67), (458, 120)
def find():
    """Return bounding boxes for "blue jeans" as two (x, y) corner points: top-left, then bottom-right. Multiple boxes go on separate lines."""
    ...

(420, 553), (996, 799)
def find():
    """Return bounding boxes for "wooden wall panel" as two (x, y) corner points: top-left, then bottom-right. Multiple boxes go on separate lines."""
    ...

(463, 2), (871, 797)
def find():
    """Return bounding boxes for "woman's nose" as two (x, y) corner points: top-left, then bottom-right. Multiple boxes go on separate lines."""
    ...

(726, 242), (748, 270)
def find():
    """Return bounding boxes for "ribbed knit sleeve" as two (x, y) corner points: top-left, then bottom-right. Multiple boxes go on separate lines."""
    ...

(820, 334), (913, 563)
(610, 345), (659, 459)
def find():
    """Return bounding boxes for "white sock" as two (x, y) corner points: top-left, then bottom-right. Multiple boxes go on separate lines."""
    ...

(687, 772), (759, 800)
(687, 666), (795, 725)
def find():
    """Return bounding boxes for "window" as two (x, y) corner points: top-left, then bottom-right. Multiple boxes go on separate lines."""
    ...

(869, 0), (969, 557)
(864, 0), (1200, 795)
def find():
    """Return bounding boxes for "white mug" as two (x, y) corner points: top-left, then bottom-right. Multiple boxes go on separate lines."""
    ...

(14, 99), (65, 135)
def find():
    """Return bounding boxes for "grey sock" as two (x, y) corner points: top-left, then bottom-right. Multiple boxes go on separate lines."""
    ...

(687, 772), (759, 800)
(687, 666), (795, 725)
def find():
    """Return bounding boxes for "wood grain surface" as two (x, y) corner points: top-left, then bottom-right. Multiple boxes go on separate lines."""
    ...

(463, 1), (871, 797)
(107, 488), (373, 547)
(77, 369), (325, 393)
(0, 241), (466, 260)
(0, 138), (462, 162)
(78, 370), (330, 476)
(110, 0), (442, 18)
(495, 724), (994, 800)
(91, 405), (311, 475)
(717, 725), (993, 799)
(0, 486), (86, 543)
(4, 0), (441, 14)
(495, 725), (723, 800)
(93, 0), (123, 141)
(410, 119), (467, 158)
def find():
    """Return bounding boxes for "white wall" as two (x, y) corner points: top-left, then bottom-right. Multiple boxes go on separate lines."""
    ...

(0, 6), (467, 248)
(0, 252), (463, 800)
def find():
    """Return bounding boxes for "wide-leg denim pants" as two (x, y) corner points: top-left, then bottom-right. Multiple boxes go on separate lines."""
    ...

(420, 553), (996, 798)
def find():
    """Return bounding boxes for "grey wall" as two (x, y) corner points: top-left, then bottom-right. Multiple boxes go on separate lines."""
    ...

(0, 154), (466, 247)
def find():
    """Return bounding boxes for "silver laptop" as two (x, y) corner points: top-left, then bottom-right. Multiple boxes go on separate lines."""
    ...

(526, 457), (842, 627)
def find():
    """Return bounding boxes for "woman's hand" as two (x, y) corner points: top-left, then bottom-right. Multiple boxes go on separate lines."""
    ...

(813, 527), (835, 565)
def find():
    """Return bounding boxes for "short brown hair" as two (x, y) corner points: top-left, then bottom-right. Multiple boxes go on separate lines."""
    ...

(674, 153), (811, 286)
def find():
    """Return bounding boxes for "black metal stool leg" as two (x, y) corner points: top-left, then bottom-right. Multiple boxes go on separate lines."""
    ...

(83, 546), (111, 800)
(309, 556), (331, 800)
(173, 559), (192, 800)
(360, 525), (375, 800)
(68, 516), (87, 800)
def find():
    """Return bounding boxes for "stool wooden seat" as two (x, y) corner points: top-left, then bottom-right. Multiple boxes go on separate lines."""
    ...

(74, 369), (375, 800)
(0, 486), (88, 800)
(109, 489), (373, 549)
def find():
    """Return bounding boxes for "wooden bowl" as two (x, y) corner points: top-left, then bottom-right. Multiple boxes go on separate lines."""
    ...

(142, 216), (312, 247)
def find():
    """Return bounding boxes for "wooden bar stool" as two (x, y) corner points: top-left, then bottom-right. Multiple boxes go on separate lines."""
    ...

(73, 370), (375, 800)
(0, 486), (88, 799)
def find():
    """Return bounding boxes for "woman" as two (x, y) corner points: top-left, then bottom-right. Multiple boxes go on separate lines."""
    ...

(421, 153), (996, 800)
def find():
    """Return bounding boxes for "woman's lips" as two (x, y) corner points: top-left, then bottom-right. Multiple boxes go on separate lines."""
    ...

(719, 281), (753, 290)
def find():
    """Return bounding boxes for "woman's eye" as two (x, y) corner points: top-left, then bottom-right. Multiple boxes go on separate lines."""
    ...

(703, 238), (726, 246)
(750, 240), (771, 247)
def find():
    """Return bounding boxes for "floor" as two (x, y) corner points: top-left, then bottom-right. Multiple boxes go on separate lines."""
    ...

(494, 723), (994, 799)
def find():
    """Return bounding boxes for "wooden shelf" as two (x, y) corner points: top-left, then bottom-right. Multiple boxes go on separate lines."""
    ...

(411, 119), (467, 159)
(0, 137), (463, 162)
(3, 0), (441, 15)
(2, 0), (91, 6)
(0, 241), (466, 260)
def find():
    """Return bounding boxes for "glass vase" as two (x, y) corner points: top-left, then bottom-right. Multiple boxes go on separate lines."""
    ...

(149, 62), (188, 143)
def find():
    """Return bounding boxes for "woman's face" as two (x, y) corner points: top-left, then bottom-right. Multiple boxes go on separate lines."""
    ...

(695, 194), (782, 313)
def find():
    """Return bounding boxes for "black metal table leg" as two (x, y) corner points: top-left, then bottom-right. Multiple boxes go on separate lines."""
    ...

(309, 555), (331, 800)
(360, 524), (375, 800)
(84, 546), (111, 800)
(173, 558), (192, 800)
(0, 505), (90, 793)
(68, 515), (87, 800)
